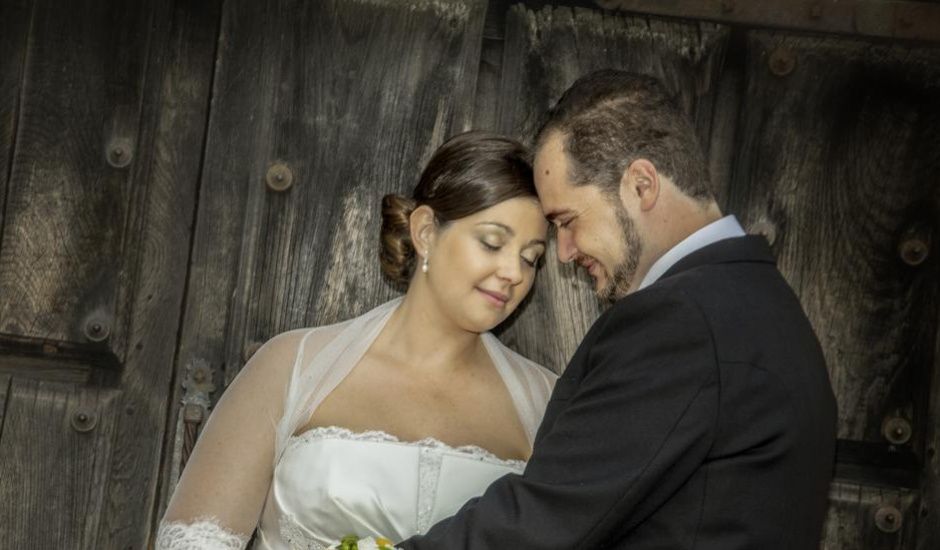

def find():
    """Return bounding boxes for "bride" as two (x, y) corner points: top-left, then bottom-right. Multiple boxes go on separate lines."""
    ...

(157, 131), (557, 549)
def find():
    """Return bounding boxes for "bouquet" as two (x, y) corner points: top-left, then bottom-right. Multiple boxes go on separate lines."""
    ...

(328, 535), (401, 550)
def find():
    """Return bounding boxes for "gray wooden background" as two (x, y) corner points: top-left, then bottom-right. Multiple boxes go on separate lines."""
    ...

(0, 0), (938, 548)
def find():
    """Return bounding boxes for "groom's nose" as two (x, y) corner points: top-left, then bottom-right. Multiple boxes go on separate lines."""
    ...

(556, 229), (578, 263)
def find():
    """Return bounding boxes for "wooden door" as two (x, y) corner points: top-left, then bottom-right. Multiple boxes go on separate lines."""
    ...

(1, 0), (938, 548)
(0, 0), (219, 547)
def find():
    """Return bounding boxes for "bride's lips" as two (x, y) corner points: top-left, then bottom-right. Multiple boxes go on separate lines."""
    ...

(477, 287), (510, 307)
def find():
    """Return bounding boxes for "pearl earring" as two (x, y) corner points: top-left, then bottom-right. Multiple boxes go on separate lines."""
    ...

(422, 252), (429, 273)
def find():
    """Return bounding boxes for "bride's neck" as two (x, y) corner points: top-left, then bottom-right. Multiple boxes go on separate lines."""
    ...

(376, 286), (483, 373)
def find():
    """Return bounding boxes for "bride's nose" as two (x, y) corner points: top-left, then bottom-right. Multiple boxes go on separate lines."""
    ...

(495, 255), (524, 285)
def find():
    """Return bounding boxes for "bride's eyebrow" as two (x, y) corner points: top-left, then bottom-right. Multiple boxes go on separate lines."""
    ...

(475, 222), (514, 235)
(476, 222), (545, 248)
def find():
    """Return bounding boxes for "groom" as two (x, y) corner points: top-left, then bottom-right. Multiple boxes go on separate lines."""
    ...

(400, 70), (837, 549)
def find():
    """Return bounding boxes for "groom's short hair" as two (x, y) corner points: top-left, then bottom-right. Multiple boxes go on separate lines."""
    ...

(535, 70), (712, 201)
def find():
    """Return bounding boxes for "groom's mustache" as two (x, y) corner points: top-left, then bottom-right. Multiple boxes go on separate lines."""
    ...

(575, 255), (599, 276)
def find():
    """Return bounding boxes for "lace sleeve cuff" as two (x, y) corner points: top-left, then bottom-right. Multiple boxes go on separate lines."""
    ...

(155, 517), (250, 550)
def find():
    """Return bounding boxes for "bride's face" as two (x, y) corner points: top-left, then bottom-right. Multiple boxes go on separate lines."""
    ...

(427, 197), (548, 332)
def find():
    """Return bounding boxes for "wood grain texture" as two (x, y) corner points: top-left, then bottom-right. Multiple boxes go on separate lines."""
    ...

(171, 0), (488, 421)
(919, 314), (940, 549)
(0, 374), (10, 439)
(822, 482), (918, 550)
(487, 4), (729, 371)
(94, 1), (221, 547)
(0, 378), (119, 549)
(728, 32), (940, 550)
(728, 32), (940, 445)
(0, 0), (33, 235)
(0, 0), (154, 357)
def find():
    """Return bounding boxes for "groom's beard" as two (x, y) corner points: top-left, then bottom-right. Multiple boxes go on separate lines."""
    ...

(598, 206), (642, 302)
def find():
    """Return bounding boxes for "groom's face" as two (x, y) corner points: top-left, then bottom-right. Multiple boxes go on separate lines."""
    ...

(533, 132), (641, 301)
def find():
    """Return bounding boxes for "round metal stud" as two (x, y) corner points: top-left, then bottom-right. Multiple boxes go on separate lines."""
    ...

(84, 318), (111, 342)
(882, 417), (912, 445)
(898, 237), (928, 266)
(106, 138), (134, 168)
(768, 48), (797, 77)
(71, 409), (98, 433)
(265, 162), (294, 192)
(874, 505), (903, 533)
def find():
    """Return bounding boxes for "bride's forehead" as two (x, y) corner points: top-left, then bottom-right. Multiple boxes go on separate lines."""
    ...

(470, 198), (543, 222)
(452, 200), (546, 233)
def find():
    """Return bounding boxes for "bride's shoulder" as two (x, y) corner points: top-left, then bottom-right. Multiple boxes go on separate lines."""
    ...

(486, 335), (559, 387)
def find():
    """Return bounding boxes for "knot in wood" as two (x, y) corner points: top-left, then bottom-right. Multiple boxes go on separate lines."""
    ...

(720, 0), (735, 14)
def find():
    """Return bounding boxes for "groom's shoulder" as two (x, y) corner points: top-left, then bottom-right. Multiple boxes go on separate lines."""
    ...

(591, 285), (712, 349)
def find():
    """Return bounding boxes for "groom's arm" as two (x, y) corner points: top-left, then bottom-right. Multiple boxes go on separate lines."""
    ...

(399, 288), (720, 549)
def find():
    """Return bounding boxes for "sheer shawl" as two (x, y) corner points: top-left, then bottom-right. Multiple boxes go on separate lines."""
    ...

(156, 297), (555, 550)
(274, 297), (556, 461)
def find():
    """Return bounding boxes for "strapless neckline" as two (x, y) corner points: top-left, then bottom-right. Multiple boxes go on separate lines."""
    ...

(288, 425), (527, 469)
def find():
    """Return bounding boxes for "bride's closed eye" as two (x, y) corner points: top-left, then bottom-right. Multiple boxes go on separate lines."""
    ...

(478, 238), (541, 268)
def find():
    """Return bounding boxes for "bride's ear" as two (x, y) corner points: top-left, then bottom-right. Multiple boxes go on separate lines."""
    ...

(409, 205), (438, 258)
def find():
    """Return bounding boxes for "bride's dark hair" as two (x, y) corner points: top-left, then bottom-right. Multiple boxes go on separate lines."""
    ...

(380, 130), (536, 285)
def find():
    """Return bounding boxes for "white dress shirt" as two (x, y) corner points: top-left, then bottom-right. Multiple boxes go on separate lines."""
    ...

(637, 215), (747, 291)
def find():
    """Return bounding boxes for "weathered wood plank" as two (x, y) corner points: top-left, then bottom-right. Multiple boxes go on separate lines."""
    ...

(0, 374), (10, 439)
(170, 0), (489, 433)
(0, 0), (33, 235)
(728, 31), (940, 549)
(729, 32), (940, 445)
(915, 314), (940, 550)
(0, 0), (154, 358)
(922, 321), (940, 550)
(822, 482), (918, 550)
(488, 4), (730, 372)
(92, 1), (222, 547)
(0, 378), (118, 549)
(472, 0), (509, 130)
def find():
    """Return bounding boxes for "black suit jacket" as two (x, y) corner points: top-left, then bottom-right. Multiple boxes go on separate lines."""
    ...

(400, 235), (837, 549)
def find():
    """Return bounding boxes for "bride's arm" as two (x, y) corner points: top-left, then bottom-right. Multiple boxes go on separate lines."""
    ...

(156, 330), (306, 549)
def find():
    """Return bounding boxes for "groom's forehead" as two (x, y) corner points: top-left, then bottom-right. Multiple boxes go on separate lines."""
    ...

(533, 134), (572, 186)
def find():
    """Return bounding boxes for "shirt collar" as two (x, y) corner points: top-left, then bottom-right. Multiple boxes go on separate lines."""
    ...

(637, 215), (746, 290)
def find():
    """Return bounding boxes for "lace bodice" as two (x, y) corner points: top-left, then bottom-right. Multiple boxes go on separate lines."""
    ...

(254, 426), (526, 549)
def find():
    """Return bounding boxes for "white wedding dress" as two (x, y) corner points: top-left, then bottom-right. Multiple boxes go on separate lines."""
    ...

(157, 298), (556, 549)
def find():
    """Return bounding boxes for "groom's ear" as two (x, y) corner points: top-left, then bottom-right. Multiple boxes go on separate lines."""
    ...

(619, 159), (660, 213)
(409, 205), (438, 257)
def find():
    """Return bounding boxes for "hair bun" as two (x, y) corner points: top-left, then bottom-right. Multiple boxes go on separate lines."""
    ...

(380, 194), (418, 285)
